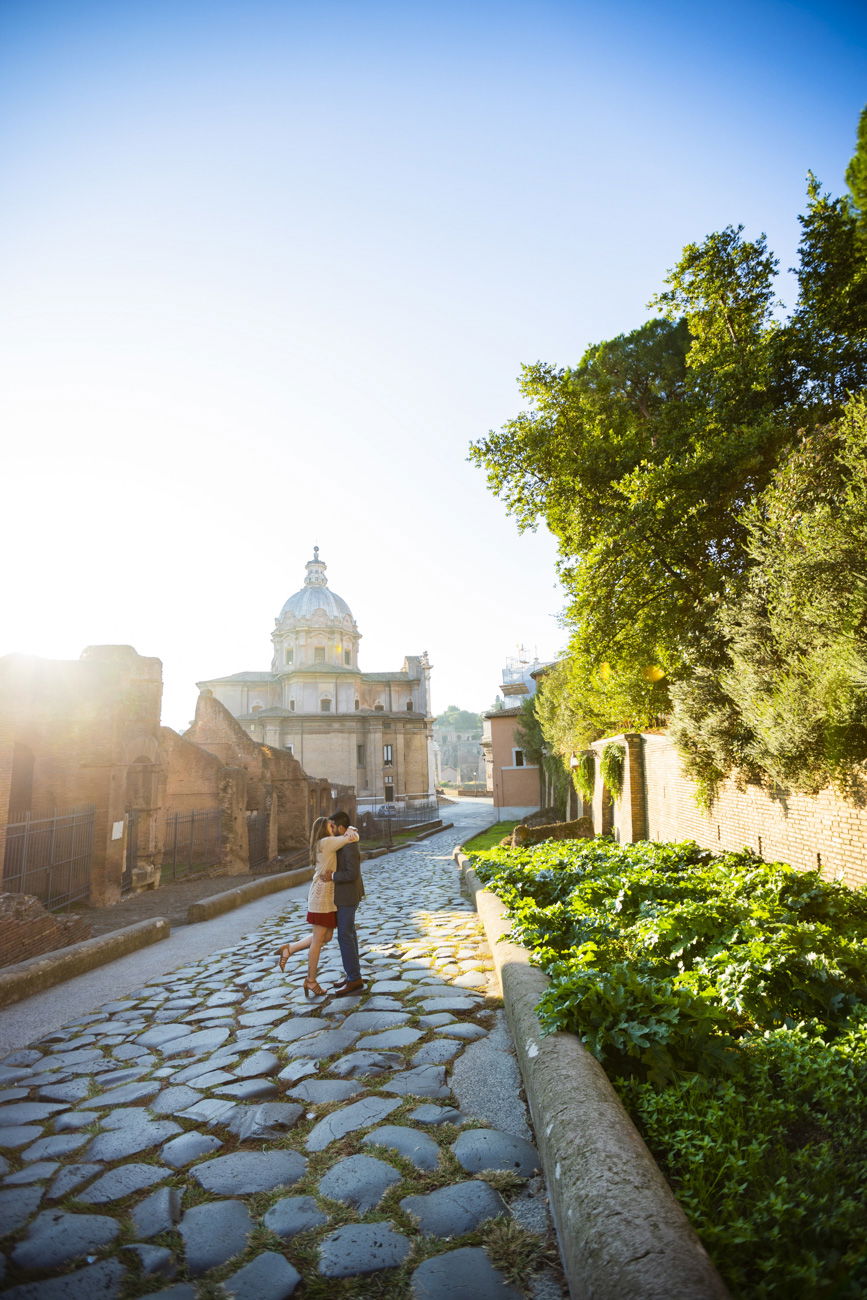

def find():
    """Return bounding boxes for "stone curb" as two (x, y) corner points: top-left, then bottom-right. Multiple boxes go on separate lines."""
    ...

(186, 867), (314, 923)
(455, 850), (730, 1300)
(0, 918), (171, 1010)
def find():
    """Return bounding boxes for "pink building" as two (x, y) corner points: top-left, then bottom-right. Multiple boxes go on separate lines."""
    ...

(481, 653), (543, 820)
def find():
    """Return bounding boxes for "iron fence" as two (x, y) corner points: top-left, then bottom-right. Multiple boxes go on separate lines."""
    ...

(355, 796), (441, 849)
(123, 809), (138, 892)
(2, 807), (95, 910)
(247, 809), (270, 870)
(162, 809), (223, 880)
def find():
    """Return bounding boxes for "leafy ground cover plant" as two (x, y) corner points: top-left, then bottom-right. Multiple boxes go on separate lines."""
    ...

(470, 837), (867, 1297)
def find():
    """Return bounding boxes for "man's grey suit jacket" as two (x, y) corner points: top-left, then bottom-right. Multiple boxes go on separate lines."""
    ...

(333, 840), (364, 907)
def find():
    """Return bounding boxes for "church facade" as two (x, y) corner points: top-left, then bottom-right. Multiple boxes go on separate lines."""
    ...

(197, 550), (435, 806)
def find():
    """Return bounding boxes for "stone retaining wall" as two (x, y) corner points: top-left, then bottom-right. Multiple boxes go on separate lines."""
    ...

(0, 893), (93, 969)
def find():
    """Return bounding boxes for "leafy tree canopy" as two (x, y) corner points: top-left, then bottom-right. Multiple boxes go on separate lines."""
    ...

(434, 705), (482, 731)
(672, 393), (867, 799)
(471, 108), (867, 795)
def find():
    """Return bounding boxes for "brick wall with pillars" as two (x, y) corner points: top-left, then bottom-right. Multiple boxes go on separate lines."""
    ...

(587, 731), (867, 890)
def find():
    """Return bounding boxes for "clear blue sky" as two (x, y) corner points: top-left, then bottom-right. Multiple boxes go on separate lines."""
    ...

(1, 0), (865, 728)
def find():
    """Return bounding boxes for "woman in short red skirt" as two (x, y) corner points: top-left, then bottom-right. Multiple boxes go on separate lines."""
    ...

(276, 815), (359, 997)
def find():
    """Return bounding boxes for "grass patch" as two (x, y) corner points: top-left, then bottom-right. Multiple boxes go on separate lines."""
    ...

(462, 822), (519, 853)
(482, 1215), (560, 1286)
(475, 1168), (527, 1195)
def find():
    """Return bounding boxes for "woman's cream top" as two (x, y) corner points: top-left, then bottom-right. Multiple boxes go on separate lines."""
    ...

(307, 830), (359, 915)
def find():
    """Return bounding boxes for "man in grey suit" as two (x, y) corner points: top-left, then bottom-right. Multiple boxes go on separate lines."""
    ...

(331, 810), (365, 996)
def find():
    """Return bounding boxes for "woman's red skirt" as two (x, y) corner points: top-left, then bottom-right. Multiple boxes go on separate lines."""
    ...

(306, 910), (337, 927)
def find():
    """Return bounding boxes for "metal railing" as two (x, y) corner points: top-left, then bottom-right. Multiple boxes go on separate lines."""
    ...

(162, 809), (223, 880)
(355, 795), (441, 849)
(3, 807), (95, 910)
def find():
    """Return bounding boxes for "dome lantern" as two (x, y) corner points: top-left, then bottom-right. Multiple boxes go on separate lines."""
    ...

(272, 548), (360, 674)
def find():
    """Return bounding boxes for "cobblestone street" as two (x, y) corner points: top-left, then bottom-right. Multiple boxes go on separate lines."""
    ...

(0, 804), (567, 1298)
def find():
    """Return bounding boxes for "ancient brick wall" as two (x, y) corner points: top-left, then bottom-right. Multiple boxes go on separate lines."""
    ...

(589, 731), (867, 891)
(160, 728), (248, 873)
(641, 733), (867, 889)
(186, 691), (355, 856)
(0, 647), (165, 905)
(0, 892), (93, 968)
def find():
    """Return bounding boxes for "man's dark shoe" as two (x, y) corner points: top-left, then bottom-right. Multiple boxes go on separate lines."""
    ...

(332, 979), (364, 997)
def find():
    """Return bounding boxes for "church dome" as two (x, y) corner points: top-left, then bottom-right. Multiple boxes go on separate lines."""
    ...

(279, 548), (354, 623)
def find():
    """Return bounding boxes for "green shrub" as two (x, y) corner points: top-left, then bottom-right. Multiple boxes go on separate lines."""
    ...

(470, 837), (867, 1296)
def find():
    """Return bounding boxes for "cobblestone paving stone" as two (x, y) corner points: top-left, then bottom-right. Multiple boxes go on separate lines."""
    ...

(0, 813), (567, 1298)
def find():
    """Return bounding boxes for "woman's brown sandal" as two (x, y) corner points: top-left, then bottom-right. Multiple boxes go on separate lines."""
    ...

(303, 978), (325, 998)
(277, 945), (297, 972)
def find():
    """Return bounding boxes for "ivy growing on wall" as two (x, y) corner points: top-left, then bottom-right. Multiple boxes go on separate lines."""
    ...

(572, 750), (595, 803)
(599, 742), (625, 802)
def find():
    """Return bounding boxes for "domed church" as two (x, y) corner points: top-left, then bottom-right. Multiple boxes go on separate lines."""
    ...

(197, 549), (434, 806)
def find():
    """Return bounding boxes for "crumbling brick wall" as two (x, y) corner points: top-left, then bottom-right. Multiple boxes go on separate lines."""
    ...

(186, 691), (355, 856)
(0, 892), (93, 968)
(512, 816), (594, 847)
(160, 728), (247, 874)
(0, 646), (165, 906)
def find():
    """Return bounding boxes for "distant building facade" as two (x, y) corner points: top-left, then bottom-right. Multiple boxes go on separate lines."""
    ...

(481, 653), (544, 819)
(197, 549), (434, 806)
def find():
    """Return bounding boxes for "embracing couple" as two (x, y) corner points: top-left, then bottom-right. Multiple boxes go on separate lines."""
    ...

(276, 811), (365, 999)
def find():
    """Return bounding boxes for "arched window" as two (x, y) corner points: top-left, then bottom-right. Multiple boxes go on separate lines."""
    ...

(344, 648), (351, 665)
(285, 647), (294, 664)
(320, 697), (332, 713)
(406, 700), (413, 711)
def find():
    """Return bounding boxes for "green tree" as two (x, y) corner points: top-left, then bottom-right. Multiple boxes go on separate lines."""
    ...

(672, 394), (867, 798)
(514, 688), (573, 818)
(846, 105), (867, 231)
(472, 108), (867, 793)
(470, 229), (788, 709)
(435, 704), (482, 732)
(785, 174), (867, 412)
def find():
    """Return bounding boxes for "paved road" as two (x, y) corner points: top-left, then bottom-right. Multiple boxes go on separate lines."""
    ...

(0, 803), (487, 1057)
(0, 802), (566, 1297)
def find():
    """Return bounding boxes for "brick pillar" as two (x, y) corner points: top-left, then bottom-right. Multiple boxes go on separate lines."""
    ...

(266, 790), (279, 863)
(88, 763), (126, 907)
(219, 767), (248, 873)
(618, 733), (647, 843)
(590, 735), (647, 844)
